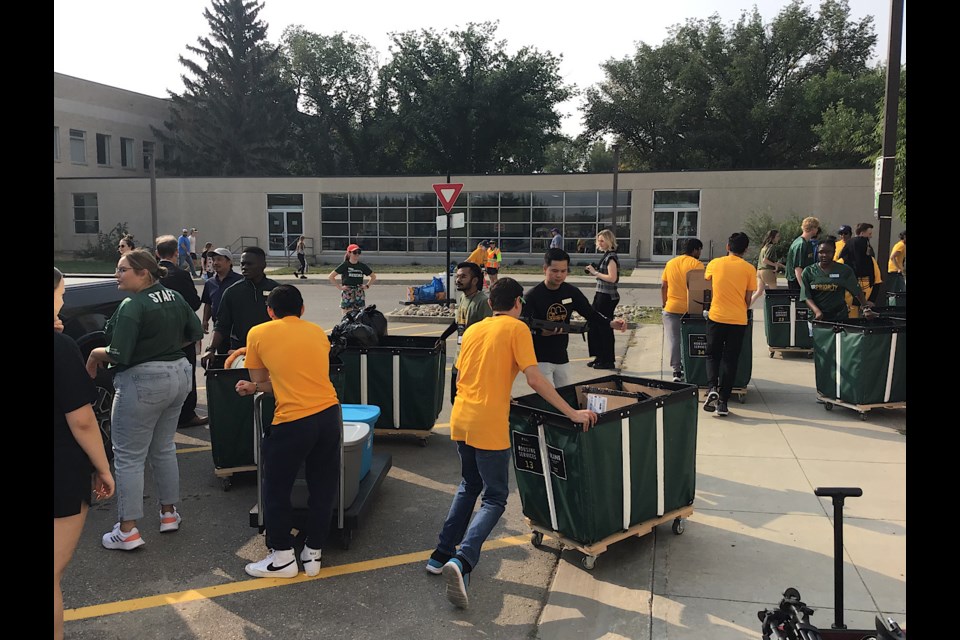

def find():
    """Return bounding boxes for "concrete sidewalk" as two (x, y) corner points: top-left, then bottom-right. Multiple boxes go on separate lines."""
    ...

(535, 309), (907, 639)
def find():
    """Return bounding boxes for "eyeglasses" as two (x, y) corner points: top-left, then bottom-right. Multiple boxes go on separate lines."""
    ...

(115, 266), (132, 274)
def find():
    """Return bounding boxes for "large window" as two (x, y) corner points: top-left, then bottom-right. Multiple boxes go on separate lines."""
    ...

(96, 133), (111, 166)
(73, 193), (99, 234)
(120, 138), (135, 168)
(317, 190), (632, 255)
(54, 126), (60, 160)
(69, 129), (86, 163)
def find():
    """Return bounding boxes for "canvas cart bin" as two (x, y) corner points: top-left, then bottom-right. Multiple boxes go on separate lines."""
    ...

(509, 374), (698, 569)
(811, 317), (906, 419)
(205, 355), (345, 490)
(762, 288), (814, 355)
(338, 336), (446, 441)
(679, 311), (753, 401)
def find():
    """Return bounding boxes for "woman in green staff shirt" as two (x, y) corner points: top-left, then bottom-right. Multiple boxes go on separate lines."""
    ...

(800, 238), (874, 323)
(85, 249), (203, 552)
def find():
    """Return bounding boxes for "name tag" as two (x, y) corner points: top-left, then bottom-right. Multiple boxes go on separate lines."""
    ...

(829, 273), (840, 279)
(562, 298), (573, 304)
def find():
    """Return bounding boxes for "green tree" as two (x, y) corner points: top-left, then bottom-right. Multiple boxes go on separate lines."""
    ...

(583, 0), (881, 171)
(281, 26), (383, 175)
(376, 22), (572, 174)
(153, 0), (297, 176)
(542, 136), (587, 173)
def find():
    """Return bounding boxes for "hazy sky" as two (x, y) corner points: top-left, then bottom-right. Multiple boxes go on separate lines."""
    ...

(53, 0), (905, 137)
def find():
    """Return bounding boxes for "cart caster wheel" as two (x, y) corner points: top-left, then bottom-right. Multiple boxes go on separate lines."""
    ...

(769, 351), (774, 358)
(220, 477), (232, 491)
(340, 529), (353, 550)
(419, 438), (428, 447)
(531, 532), (544, 548)
(859, 413), (867, 421)
(806, 352), (814, 359)
(672, 518), (685, 535)
(823, 402), (833, 411)
(581, 555), (596, 570)
(738, 395), (745, 404)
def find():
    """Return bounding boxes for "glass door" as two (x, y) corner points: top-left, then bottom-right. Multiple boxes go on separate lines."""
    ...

(267, 210), (303, 257)
(651, 208), (699, 262)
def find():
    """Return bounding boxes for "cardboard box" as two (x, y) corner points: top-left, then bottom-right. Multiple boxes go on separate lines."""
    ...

(686, 269), (712, 315)
(575, 380), (671, 414)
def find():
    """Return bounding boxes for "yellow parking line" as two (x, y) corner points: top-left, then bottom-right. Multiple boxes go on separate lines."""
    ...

(64, 535), (531, 621)
(177, 446), (212, 454)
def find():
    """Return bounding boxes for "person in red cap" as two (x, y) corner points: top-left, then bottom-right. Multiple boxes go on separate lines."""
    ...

(328, 244), (376, 315)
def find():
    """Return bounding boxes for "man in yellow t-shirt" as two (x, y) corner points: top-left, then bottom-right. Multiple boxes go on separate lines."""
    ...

(887, 230), (906, 293)
(703, 232), (757, 417)
(661, 238), (704, 382)
(429, 278), (598, 609)
(234, 285), (341, 580)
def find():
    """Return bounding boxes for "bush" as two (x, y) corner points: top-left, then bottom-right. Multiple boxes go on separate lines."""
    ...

(76, 223), (134, 262)
(741, 210), (833, 266)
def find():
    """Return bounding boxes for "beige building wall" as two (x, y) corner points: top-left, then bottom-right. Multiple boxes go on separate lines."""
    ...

(55, 169), (904, 262)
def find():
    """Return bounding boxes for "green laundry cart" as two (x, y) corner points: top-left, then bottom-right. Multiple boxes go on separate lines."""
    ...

(206, 356), (345, 490)
(763, 288), (814, 357)
(812, 317), (906, 420)
(679, 311), (753, 403)
(338, 335), (445, 445)
(509, 374), (699, 569)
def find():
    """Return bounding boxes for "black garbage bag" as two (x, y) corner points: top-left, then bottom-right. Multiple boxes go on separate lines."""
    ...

(356, 305), (388, 340)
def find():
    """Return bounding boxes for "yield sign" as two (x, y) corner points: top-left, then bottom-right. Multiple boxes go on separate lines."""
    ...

(433, 183), (464, 213)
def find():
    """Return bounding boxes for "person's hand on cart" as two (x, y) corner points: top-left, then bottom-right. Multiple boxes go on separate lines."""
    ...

(567, 408), (599, 432)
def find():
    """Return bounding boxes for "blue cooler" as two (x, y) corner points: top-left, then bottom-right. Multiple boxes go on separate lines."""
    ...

(342, 404), (380, 480)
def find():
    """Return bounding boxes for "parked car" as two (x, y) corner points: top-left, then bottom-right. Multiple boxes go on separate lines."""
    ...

(60, 277), (127, 461)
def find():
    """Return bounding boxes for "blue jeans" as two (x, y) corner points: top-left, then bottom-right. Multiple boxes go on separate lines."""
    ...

(436, 442), (511, 571)
(111, 358), (192, 521)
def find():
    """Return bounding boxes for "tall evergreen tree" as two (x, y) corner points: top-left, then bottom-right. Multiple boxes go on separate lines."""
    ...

(153, 0), (297, 176)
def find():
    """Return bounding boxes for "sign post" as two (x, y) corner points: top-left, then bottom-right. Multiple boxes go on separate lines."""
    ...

(433, 181), (464, 298)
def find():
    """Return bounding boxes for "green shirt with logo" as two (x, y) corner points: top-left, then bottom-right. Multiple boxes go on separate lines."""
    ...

(105, 283), (203, 371)
(799, 262), (861, 322)
(334, 261), (373, 286)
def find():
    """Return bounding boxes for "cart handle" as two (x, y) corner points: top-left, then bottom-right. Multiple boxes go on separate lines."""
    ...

(814, 486), (862, 630)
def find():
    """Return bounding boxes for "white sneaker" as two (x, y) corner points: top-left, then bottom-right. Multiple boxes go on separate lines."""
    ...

(102, 523), (146, 551)
(159, 509), (182, 533)
(245, 549), (298, 578)
(300, 545), (322, 577)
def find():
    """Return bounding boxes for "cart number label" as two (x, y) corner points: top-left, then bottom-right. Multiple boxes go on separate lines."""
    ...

(772, 305), (812, 323)
(512, 432), (567, 479)
(688, 334), (707, 357)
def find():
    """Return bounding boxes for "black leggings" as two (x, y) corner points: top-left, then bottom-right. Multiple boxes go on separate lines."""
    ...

(588, 292), (618, 363)
(296, 254), (306, 274)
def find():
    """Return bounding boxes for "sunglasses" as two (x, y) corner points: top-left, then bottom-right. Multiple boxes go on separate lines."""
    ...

(350, 250), (361, 255)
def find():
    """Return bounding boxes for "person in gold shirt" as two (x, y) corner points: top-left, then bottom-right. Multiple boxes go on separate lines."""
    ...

(234, 285), (341, 580)
(887, 230), (906, 292)
(661, 238), (704, 382)
(427, 278), (598, 609)
(703, 232), (757, 418)
(834, 225), (853, 260)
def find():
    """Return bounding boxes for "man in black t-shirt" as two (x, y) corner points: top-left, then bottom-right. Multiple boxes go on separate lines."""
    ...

(522, 248), (626, 387)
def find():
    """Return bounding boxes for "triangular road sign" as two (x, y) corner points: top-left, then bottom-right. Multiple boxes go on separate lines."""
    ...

(433, 183), (464, 213)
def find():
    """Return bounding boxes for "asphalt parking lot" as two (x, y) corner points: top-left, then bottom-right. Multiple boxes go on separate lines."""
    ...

(63, 281), (658, 640)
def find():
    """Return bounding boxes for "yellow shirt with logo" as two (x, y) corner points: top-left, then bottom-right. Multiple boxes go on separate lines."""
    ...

(661, 255), (705, 314)
(451, 315), (537, 450)
(244, 316), (339, 425)
(704, 255), (757, 325)
(888, 240), (906, 272)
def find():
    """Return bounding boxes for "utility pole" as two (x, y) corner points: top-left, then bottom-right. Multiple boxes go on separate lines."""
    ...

(874, 0), (905, 289)
(610, 143), (621, 232)
(149, 149), (158, 245)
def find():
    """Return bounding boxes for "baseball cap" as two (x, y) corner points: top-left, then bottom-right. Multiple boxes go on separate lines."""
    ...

(551, 228), (560, 233)
(346, 243), (361, 253)
(212, 247), (232, 259)
(837, 225), (853, 235)
(182, 228), (189, 234)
